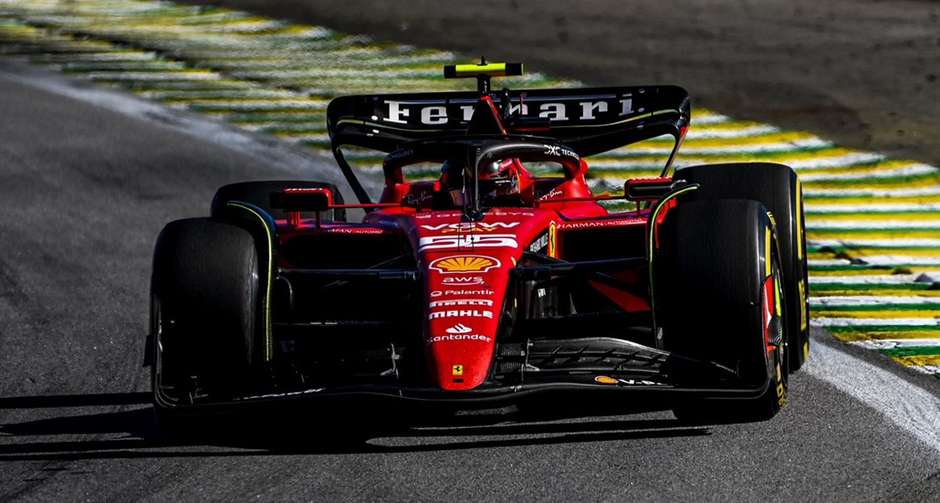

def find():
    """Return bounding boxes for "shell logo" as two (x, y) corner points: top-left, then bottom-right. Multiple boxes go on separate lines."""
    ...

(429, 255), (500, 274)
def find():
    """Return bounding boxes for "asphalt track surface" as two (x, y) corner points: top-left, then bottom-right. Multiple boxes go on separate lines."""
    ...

(194, 0), (940, 167)
(1, 64), (940, 503)
(1, 5), (940, 503)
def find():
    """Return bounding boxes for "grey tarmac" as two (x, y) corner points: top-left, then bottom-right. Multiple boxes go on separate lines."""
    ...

(3, 2), (940, 499)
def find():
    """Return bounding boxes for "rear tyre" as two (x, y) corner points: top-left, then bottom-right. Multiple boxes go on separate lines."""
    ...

(654, 199), (788, 424)
(211, 180), (346, 222)
(676, 163), (809, 372)
(150, 218), (260, 424)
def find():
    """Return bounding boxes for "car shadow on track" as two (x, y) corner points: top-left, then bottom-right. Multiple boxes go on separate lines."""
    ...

(0, 393), (708, 461)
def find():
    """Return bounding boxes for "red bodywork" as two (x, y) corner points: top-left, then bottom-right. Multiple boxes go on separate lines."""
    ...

(151, 74), (787, 414)
(270, 92), (669, 393)
(276, 166), (653, 392)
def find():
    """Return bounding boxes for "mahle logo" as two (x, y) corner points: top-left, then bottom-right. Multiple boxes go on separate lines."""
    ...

(429, 255), (500, 274)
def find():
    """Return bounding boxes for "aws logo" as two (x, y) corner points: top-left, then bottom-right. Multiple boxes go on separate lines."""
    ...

(429, 255), (501, 274)
(441, 276), (486, 286)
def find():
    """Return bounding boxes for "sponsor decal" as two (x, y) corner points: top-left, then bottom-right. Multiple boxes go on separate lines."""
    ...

(429, 298), (494, 308)
(548, 221), (557, 258)
(420, 222), (519, 232)
(415, 211), (462, 220)
(427, 333), (493, 344)
(322, 227), (386, 235)
(558, 217), (646, 230)
(404, 190), (434, 207)
(445, 323), (473, 334)
(543, 144), (579, 159)
(441, 276), (486, 286)
(418, 234), (519, 251)
(594, 375), (665, 386)
(429, 255), (501, 274)
(379, 94), (635, 126)
(529, 232), (549, 254)
(539, 187), (564, 201)
(429, 289), (495, 298)
(775, 362), (787, 407)
(452, 364), (464, 376)
(428, 309), (494, 320)
(490, 209), (535, 217)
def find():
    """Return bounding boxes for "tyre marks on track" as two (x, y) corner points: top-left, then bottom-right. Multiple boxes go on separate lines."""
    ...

(0, 0), (938, 379)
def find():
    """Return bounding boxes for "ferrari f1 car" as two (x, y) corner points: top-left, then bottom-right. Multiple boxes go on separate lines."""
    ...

(148, 61), (809, 425)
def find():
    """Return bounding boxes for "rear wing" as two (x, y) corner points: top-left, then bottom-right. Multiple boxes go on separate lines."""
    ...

(327, 85), (690, 157)
(327, 79), (690, 204)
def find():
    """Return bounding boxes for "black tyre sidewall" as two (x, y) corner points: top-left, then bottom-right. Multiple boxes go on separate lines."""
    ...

(656, 199), (769, 384)
(655, 199), (786, 423)
(151, 218), (259, 408)
(676, 163), (809, 372)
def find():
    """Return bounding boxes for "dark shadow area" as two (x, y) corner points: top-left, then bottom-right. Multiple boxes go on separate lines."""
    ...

(0, 393), (706, 461)
(0, 392), (151, 409)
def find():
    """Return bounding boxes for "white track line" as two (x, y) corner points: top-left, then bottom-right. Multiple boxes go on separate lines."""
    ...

(799, 164), (936, 181)
(808, 220), (940, 229)
(811, 238), (940, 248)
(587, 152), (886, 170)
(825, 257), (940, 266)
(811, 318), (940, 327)
(852, 339), (940, 350)
(689, 113), (730, 125)
(684, 124), (778, 138)
(807, 275), (931, 285)
(811, 296), (940, 306)
(805, 186), (940, 197)
(806, 336), (940, 452)
(611, 138), (831, 156)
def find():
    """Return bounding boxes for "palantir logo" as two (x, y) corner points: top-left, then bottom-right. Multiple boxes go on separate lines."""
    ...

(446, 323), (473, 334)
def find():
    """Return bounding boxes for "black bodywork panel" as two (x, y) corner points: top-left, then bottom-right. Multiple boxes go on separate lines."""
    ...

(327, 85), (690, 155)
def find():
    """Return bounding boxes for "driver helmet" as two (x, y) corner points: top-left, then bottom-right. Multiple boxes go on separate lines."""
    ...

(479, 159), (526, 203)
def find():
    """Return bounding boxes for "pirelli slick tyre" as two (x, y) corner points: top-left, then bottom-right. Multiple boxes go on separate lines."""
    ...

(655, 199), (788, 424)
(150, 218), (260, 423)
(675, 163), (809, 373)
(211, 180), (346, 222)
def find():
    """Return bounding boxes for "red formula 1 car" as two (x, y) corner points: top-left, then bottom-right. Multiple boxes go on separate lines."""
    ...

(148, 62), (808, 425)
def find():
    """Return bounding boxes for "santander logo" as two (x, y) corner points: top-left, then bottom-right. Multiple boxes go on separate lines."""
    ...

(428, 323), (493, 344)
(445, 323), (473, 334)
